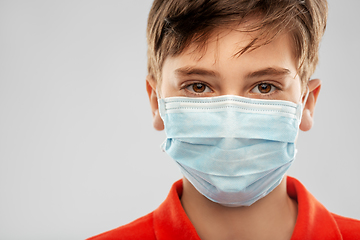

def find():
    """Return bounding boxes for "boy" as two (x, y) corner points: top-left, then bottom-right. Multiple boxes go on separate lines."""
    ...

(89, 0), (360, 239)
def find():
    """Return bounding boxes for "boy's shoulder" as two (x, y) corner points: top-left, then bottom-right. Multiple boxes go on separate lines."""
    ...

(332, 213), (360, 239)
(87, 212), (156, 240)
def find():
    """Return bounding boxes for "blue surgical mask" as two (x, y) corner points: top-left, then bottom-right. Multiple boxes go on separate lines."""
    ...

(158, 93), (307, 207)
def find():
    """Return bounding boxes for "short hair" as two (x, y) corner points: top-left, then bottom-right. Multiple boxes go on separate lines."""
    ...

(146, 0), (328, 89)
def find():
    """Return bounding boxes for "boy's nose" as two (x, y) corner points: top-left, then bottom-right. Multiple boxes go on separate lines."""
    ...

(219, 87), (245, 97)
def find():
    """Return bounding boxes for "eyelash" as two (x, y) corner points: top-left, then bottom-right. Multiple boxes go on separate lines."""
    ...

(180, 81), (281, 96)
(251, 82), (281, 95)
(181, 82), (213, 96)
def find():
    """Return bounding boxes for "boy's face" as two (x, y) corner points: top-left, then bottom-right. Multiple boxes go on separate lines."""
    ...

(159, 28), (302, 103)
(147, 23), (321, 132)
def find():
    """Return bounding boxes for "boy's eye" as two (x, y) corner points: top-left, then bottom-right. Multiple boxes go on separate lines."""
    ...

(186, 83), (212, 94)
(251, 83), (277, 94)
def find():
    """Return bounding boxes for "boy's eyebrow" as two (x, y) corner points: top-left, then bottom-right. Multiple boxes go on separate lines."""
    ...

(174, 66), (220, 78)
(174, 66), (291, 79)
(245, 67), (291, 79)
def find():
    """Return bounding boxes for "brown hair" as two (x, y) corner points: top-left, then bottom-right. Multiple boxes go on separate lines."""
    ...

(147, 0), (328, 88)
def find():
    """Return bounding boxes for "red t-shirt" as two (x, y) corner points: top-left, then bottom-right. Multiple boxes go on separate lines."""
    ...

(88, 176), (360, 239)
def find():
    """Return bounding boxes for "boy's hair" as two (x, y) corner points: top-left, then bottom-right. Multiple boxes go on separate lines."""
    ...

(146, 0), (328, 89)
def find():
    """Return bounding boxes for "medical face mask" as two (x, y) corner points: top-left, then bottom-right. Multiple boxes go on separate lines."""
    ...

(158, 93), (307, 207)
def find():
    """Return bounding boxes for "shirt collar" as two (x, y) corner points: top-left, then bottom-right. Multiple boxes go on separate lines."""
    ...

(287, 176), (342, 239)
(153, 176), (342, 240)
(153, 179), (201, 240)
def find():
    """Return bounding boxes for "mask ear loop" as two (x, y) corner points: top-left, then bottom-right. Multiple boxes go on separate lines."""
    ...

(301, 86), (309, 110)
(156, 89), (162, 100)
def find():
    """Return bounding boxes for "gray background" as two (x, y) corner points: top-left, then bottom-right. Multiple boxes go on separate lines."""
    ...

(0, 1), (359, 239)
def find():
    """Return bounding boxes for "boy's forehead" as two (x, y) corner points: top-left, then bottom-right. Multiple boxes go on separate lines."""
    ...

(167, 25), (296, 69)
(161, 29), (298, 84)
(171, 16), (296, 63)
(184, 28), (259, 60)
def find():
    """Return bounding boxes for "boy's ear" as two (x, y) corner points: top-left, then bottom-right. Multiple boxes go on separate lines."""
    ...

(146, 76), (164, 131)
(299, 78), (321, 132)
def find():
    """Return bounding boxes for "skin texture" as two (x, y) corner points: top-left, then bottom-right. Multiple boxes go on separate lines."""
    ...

(146, 25), (321, 240)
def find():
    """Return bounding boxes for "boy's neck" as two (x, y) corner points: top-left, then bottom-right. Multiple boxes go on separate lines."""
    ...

(180, 177), (298, 240)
